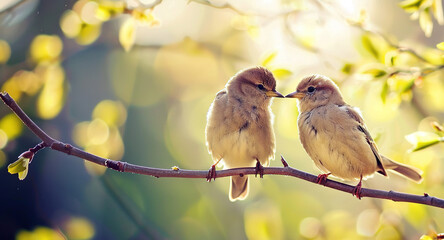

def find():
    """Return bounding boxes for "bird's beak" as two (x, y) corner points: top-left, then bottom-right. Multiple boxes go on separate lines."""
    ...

(285, 91), (305, 99)
(266, 90), (284, 98)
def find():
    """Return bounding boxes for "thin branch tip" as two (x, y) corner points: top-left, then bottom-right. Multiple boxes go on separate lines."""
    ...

(0, 92), (8, 101)
(280, 155), (289, 167)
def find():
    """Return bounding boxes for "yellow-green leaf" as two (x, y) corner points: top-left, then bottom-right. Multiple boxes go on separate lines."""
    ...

(119, 18), (136, 52)
(384, 50), (398, 66)
(8, 157), (30, 180)
(261, 52), (277, 67)
(381, 81), (389, 104)
(437, 42), (444, 50)
(362, 68), (387, 78)
(361, 34), (379, 59)
(272, 68), (292, 80)
(419, 8), (433, 37)
(399, 0), (423, 12)
(388, 74), (415, 94)
(405, 131), (443, 152)
(0, 39), (11, 64)
(432, 0), (444, 25)
(419, 235), (434, 240)
(341, 63), (353, 74)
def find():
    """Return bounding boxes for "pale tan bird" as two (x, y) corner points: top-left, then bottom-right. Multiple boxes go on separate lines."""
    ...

(286, 74), (422, 199)
(205, 66), (283, 201)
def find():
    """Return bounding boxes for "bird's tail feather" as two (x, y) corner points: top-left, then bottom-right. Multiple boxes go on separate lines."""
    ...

(229, 176), (249, 201)
(382, 156), (423, 183)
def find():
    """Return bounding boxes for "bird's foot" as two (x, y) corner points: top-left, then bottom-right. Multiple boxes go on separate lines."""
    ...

(352, 179), (363, 200)
(316, 173), (331, 185)
(255, 161), (264, 178)
(206, 165), (217, 182)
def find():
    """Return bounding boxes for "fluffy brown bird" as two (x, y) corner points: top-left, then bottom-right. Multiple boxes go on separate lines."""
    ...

(286, 74), (422, 199)
(205, 66), (283, 201)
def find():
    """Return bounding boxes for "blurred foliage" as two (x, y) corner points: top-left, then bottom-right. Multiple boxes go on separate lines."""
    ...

(1, 0), (444, 239)
(399, 0), (443, 37)
(0, 39), (11, 64)
(16, 226), (65, 240)
(72, 99), (126, 175)
(406, 121), (444, 153)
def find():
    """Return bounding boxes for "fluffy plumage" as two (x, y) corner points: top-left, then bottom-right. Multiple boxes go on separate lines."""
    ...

(286, 74), (422, 198)
(205, 66), (283, 201)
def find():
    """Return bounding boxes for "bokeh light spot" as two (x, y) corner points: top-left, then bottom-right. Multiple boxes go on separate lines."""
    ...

(0, 113), (23, 140)
(109, 51), (167, 106)
(16, 226), (64, 240)
(15, 70), (43, 95)
(1, 77), (23, 101)
(60, 10), (82, 38)
(37, 64), (65, 119)
(72, 121), (90, 147)
(92, 100), (127, 126)
(106, 127), (124, 160)
(84, 156), (107, 176)
(0, 39), (11, 64)
(356, 209), (380, 237)
(244, 201), (283, 240)
(0, 129), (8, 149)
(30, 35), (63, 63)
(154, 38), (220, 87)
(0, 150), (6, 168)
(80, 1), (101, 25)
(63, 216), (95, 240)
(75, 23), (102, 45)
(299, 217), (322, 239)
(87, 119), (110, 145)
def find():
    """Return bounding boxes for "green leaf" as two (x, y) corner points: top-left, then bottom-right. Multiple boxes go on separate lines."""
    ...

(381, 81), (389, 104)
(361, 34), (379, 59)
(341, 63), (353, 74)
(8, 157), (30, 180)
(388, 74), (415, 94)
(261, 52), (277, 67)
(437, 42), (444, 51)
(362, 68), (387, 78)
(272, 68), (292, 79)
(399, 0), (423, 12)
(400, 78), (415, 93)
(8, 158), (27, 174)
(384, 50), (398, 66)
(405, 131), (443, 152)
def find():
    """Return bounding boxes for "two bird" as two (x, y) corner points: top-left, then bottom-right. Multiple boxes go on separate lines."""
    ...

(205, 67), (422, 201)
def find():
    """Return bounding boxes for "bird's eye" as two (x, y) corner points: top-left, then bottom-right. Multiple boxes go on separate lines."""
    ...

(307, 86), (316, 93)
(257, 84), (265, 90)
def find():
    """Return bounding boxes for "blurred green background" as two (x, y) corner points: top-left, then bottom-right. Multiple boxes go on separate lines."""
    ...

(1, 0), (444, 239)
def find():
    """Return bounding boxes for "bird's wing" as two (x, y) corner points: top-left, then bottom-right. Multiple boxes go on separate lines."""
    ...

(344, 105), (387, 176)
(206, 90), (243, 160)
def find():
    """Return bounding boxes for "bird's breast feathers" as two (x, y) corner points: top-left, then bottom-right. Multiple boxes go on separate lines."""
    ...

(298, 104), (378, 180)
(206, 99), (275, 168)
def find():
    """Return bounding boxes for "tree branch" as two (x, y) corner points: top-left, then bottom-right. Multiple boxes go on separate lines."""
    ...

(1, 91), (444, 209)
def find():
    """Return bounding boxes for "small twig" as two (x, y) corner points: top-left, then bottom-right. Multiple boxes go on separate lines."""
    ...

(2, 91), (444, 209)
(0, 93), (55, 144)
